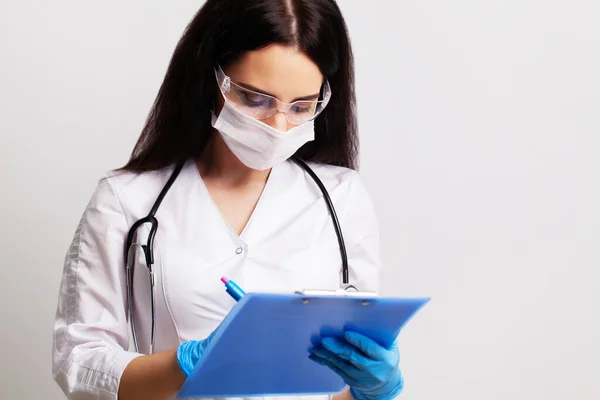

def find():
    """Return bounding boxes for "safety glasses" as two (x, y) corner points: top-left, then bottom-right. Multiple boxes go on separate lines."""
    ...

(215, 65), (331, 126)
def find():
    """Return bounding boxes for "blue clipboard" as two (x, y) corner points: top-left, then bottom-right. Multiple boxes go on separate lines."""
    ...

(177, 291), (430, 398)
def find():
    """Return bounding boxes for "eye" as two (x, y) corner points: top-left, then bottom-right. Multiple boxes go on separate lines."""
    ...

(291, 101), (316, 114)
(238, 91), (268, 107)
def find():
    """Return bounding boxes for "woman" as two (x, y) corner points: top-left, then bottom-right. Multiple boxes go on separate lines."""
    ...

(52, 1), (403, 399)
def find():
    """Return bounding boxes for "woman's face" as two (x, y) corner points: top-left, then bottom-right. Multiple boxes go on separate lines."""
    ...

(217, 44), (324, 132)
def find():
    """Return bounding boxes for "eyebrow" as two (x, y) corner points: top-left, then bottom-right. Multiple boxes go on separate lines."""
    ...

(236, 82), (321, 102)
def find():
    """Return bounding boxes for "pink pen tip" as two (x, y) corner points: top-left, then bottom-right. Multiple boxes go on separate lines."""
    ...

(221, 276), (229, 284)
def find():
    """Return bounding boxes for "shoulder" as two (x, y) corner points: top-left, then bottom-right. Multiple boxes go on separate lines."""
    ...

(103, 163), (178, 195)
(88, 160), (190, 222)
(282, 159), (377, 218)
(285, 159), (360, 193)
(301, 161), (357, 181)
(300, 161), (374, 207)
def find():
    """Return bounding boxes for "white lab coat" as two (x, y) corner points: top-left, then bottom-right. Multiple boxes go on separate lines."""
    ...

(52, 158), (383, 399)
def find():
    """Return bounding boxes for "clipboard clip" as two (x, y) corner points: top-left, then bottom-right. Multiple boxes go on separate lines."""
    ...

(294, 288), (378, 297)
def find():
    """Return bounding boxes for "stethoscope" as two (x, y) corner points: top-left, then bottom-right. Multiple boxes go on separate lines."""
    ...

(124, 156), (354, 354)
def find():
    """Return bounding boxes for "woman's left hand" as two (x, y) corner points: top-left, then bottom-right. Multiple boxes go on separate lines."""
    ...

(308, 331), (403, 400)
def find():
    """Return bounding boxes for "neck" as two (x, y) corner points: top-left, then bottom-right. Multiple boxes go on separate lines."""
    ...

(197, 132), (271, 186)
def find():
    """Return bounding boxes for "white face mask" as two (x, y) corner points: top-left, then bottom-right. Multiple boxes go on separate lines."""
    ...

(211, 101), (315, 171)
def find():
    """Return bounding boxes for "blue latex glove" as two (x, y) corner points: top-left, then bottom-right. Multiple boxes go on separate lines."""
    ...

(176, 330), (217, 377)
(308, 331), (403, 400)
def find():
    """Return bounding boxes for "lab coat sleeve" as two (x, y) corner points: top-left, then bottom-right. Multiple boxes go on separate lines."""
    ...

(344, 171), (383, 293)
(52, 175), (143, 399)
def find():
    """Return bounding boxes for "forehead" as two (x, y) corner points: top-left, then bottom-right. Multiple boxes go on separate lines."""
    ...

(224, 44), (324, 102)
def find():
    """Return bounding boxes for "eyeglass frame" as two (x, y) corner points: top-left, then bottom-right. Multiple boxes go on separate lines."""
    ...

(214, 64), (332, 125)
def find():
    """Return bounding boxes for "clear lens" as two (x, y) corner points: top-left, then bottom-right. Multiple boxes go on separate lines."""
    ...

(216, 66), (331, 125)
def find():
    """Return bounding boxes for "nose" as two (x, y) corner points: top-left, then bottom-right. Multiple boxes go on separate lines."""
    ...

(265, 111), (291, 132)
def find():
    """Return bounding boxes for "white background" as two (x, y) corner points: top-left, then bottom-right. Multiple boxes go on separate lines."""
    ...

(1, 0), (599, 399)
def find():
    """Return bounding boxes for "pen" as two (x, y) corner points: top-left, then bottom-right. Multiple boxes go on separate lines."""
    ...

(221, 276), (246, 302)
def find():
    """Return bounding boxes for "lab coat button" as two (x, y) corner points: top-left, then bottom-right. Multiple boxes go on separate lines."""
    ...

(235, 247), (243, 254)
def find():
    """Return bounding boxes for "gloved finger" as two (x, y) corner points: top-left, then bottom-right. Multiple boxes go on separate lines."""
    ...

(344, 331), (388, 360)
(308, 353), (326, 365)
(309, 346), (362, 376)
(308, 354), (357, 386)
(309, 345), (342, 363)
(320, 337), (373, 368)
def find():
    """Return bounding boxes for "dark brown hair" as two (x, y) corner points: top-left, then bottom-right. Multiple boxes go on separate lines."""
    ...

(121, 0), (358, 171)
